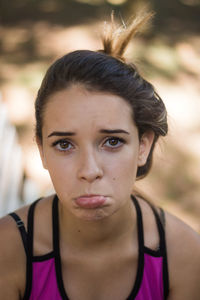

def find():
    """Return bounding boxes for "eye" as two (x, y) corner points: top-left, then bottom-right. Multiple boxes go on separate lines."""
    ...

(103, 137), (125, 148)
(52, 139), (73, 152)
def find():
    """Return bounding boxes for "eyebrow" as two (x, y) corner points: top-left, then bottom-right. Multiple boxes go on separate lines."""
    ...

(99, 129), (130, 135)
(47, 131), (75, 138)
(47, 129), (130, 138)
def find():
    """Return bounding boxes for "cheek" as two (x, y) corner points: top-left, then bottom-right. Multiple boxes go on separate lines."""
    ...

(106, 151), (138, 184)
(44, 153), (76, 189)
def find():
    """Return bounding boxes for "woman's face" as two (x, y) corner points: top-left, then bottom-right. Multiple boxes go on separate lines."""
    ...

(38, 84), (153, 221)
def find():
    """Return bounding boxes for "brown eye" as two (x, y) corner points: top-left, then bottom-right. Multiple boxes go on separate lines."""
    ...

(52, 139), (73, 151)
(104, 137), (125, 148)
(109, 138), (119, 146)
(60, 141), (70, 149)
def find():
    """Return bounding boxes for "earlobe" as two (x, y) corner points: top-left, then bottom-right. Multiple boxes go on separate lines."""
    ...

(138, 131), (155, 167)
(36, 137), (47, 170)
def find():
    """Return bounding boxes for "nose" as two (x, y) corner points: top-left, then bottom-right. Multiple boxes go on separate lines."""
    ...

(77, 150), (103, 182)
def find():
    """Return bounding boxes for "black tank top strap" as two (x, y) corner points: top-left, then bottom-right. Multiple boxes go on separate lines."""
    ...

(159, 207), (166, 228)
(130, 195), (146, 298)
(146, 202), (166, 251)
(22, 198), (42, 300)
(52, 194), (70, 300)
(26, 198), (42, 257)
(9, 212), (28, 256)
(9, 198), (42, 300)
(131, 195), (144, 250)
(143, 200), (169, 299)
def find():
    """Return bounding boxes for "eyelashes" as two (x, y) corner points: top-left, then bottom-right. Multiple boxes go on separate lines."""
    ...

(51, 137), (126, 152)
(103, 137), (125, 148)
(52, 139), (73, 151)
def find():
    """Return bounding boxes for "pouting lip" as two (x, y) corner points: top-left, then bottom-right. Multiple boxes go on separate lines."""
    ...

(75, 194), (107, 199)
(74, 195), (108, 209)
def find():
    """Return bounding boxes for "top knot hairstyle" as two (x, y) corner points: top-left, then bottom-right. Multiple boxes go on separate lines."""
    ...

(35, 10), (168, 179)
(100, 10), (153, 61)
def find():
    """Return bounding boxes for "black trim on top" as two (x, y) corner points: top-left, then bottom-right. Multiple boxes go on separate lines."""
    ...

(126, 195), (145, 300)
(144, 246), (162, 257)
(22, 199), (41, 300)
(53, 195), (70, 300)
(9, 212), (28, 256)
(147, 203), (169, 300)
(33, 251), (54, 262)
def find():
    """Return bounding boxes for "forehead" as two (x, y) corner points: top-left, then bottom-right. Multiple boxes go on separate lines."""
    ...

(43, 85), (135, 132)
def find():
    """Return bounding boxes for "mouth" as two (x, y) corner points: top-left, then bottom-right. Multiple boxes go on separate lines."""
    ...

(74, 194), (107, 209)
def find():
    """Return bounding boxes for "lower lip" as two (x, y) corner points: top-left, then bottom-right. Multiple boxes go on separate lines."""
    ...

(75, 196), (106, 209)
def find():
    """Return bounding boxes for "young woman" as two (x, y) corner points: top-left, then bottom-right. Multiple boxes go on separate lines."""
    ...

(0, 12), (199, 300)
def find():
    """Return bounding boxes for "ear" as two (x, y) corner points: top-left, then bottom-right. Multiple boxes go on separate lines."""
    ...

(36, 137), (48, 170)
(137, 131), (155, 167)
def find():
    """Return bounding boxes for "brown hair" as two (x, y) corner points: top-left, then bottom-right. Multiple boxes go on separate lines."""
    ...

(35, 11), (168, 179)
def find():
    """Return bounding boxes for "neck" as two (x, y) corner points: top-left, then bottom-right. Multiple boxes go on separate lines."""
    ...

(58, 198), (137, 250)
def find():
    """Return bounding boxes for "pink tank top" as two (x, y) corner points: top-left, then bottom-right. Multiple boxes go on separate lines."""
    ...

(10, 195), (169, 300)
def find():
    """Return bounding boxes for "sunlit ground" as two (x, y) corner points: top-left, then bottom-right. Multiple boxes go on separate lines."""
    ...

(0, 20), (200, 231)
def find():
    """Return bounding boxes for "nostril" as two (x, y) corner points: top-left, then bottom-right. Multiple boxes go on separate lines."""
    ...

(78, 169), (103, 182)
(77, 153), (103, 182)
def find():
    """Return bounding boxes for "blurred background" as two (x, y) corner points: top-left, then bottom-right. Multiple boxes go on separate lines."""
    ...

(0, 0), (200, 231)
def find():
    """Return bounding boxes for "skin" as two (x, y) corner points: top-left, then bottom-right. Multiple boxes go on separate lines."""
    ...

(0, 84), (199, 300)
(38, 84), (153, 225)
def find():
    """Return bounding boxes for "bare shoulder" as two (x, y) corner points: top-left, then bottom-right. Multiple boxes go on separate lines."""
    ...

(164, 210), (200, 300)
(0, 195), (52, 299)
(0, 205), (30, 299)
(0, 202), (31, 262)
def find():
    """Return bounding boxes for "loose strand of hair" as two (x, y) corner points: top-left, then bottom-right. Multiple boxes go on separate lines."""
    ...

(116, 12), (154, 57)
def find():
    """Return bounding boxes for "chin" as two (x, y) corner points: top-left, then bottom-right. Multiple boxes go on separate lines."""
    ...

(75, 208), (111, 222)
